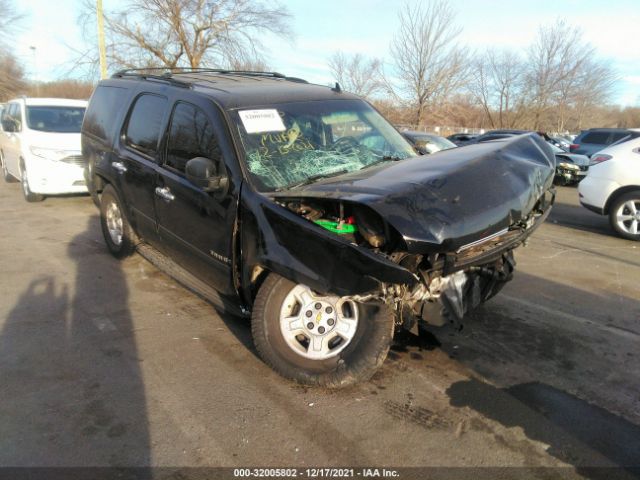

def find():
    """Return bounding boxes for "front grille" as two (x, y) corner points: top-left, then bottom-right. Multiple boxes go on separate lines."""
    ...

(60, 155), (85, 167)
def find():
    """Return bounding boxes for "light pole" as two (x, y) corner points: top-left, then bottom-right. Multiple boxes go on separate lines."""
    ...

(29, 46), (39, 96)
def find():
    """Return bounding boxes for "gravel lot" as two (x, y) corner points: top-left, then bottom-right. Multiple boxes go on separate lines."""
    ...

(0, 181), (638, 478)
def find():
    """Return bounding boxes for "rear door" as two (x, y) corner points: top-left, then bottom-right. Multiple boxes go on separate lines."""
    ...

(154, 100), (236, 295)
(114, 93), (169, 244)
(82, 84), (132, 196)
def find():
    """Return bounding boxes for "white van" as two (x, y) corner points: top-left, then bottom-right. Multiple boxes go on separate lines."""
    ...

(0, 97), (88, 202)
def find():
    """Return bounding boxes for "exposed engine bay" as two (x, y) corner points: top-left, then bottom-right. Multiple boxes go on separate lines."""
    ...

(276, 194), (551, 331)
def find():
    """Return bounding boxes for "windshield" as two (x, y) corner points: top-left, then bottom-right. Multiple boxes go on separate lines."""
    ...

(26, 106), (86, 133)
(233, 99), (416, 191)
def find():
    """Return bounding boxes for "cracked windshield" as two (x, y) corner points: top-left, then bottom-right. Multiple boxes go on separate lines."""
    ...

(234, 100), (416, 191)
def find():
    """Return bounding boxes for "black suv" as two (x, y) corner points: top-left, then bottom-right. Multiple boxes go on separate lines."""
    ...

(82, 69), (555, 387)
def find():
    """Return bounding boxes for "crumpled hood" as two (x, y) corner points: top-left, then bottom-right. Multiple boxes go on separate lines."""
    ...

(272, 134), (555, 253)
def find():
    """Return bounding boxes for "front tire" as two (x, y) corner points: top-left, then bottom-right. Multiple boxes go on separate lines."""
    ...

(20, 163), (44, 202)
(99, 184), (138, 258)
(609, 192), (640, 241)
(251, 273), (395, 387)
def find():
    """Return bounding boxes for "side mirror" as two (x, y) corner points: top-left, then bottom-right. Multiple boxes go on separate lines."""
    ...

(185, 156), (229, 194)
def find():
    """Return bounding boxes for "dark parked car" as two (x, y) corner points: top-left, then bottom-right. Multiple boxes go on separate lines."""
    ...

(446, 133), (477, 146)
(472, 129), (529, 143)
(82, 69), (555, 387)
(549, 143), (590, 185)
(401, 130), (456, 154)
(570, 128), (640, 157)
(548, 136), (571, 151)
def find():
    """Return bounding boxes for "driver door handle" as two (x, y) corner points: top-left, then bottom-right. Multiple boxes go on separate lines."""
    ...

(112, 161), (127, 174)
(155, 186), (175, 202)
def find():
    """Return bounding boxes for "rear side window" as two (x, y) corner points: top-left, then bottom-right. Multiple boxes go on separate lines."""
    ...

(84, 85), (129, 141)
(610, 132), (629, 143)
(165, 102), (220, 173)
(124, 94), (168, 156)
(581, 131), (609, 144)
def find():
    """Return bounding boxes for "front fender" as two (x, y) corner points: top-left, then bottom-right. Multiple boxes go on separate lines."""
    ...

(239, 188), (416, 302)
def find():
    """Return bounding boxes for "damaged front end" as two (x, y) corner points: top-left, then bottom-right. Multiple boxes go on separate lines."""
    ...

(241, 133), (555, 331)
(243, 132), (555, 329)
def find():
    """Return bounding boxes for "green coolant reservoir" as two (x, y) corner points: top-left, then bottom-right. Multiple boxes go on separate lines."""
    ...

(314, 220), (358, 234)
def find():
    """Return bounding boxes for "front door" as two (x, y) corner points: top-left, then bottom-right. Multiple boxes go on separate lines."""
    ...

(154, 101), (236, 295)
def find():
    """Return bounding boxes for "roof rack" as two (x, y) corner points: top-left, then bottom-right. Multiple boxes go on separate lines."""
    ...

(111, 69), (192, 88)
(111, 67), (308, 84)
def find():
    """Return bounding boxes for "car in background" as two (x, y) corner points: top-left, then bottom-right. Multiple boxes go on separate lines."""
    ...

(578, 137), (640, 241)
(401, 130), (456, 154)
(550, 143), (590, 185)
(570, 128), (640, 157)
(447, 133), (477, 146)
(548, 136), (571, 151)
(0, 97), (88, 202)
(472, 129), (529, 143)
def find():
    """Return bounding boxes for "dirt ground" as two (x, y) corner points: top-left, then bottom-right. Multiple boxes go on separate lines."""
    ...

(0, 181), (638, 479)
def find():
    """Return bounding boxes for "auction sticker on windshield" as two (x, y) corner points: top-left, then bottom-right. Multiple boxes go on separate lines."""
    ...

(239, 109), (286, 133)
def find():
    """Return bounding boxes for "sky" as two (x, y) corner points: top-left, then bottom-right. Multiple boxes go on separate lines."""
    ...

(14, 0), (640, 106)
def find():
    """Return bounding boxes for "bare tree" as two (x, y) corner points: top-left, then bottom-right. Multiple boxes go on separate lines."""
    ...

(0, 51), (26, 101)
(469, 49), (527, 128)
(78, 0), (293, 72)
(526, 20), (594, 130)
(390, 0), (467, 126)
(28, 80), (96, 100)
(0, 0), (23, 45)
(0, 0), (26, 100)
(568, 59), (618, 131)
(327, 52), (385, 98)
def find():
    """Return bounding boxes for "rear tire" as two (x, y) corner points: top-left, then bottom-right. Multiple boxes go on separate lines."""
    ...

(251, 273), (395, 388)
(20, 163), (44, 202)
(609, 192), (640, 241)
(99, 184), (138, 258)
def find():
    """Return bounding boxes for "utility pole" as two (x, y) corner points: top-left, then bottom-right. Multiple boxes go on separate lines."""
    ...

(29, 46), (39, 96)
(96, 0), (108, 79)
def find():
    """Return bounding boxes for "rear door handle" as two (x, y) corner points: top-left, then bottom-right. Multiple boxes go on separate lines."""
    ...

(112, 161), (127, 174)
(155, 186), (175, 202)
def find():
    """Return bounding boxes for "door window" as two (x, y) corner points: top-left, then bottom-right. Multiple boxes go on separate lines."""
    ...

(581, 131), (609, 144)
(124, 94), (168, 156)
(165, 102), (220, 174)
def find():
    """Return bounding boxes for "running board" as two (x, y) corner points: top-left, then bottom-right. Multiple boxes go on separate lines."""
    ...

(136, 243), (248, 318)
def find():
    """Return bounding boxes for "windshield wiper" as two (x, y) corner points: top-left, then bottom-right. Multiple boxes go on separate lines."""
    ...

(360, 155), (403, 170)
(277, 169), (350, 191)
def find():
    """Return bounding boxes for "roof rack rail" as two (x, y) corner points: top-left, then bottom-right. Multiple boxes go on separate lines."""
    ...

(111, 69), (192, 88)
(112, 67), (308, 84)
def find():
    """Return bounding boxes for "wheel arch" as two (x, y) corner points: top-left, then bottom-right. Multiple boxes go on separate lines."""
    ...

(604, 185), (640, 214)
